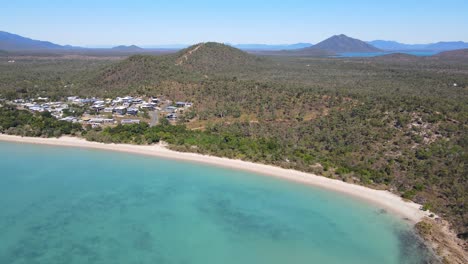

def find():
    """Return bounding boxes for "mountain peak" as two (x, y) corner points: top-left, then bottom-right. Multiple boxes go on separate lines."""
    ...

(174, 42), (261, 71)
(314, 34), (381, 53)
(111, 45), (144, 51)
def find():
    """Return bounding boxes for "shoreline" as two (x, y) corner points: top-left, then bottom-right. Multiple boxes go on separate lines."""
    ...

(0, 134), (431, 224)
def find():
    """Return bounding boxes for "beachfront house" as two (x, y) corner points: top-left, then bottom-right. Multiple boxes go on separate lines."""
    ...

(122, 96), (133, 104)
(88, 118), (114, 124)
(103, 107), (114, 113)
(140, 102), (155, 110)
(127, 107), (139, 115)
(176, 101), (193, 108)
(121, 119), (140, 125)
(60, 116), (79, 123)
(164, 106), (178, 113)
(166, 113), (177, 120)
(114, 106), (127, 115)
(67, 96), (79, 102)
(112, 97), (123, 105)
(133, 98), (143, 104)
(91, 104), (105, 111)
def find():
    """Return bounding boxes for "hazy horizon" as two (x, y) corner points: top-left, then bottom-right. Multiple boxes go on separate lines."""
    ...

(2, 0), (468, 46)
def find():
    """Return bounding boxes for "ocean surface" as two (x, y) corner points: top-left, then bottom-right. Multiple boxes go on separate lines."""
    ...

(334, 51), (439, 58)
(0, 142), (435, 264)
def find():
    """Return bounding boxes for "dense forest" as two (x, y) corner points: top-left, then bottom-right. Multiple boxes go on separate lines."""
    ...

(0, 44), (467, 237)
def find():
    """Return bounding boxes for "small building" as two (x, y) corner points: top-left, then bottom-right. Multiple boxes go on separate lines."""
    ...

(29, 106), (45, 112)
(122, 96), (133, 104)
(165, 106), (178, 113)
(140, 102), (155, 110)
(82, 98), (96, 104)
(103, 107), (114, 113)
(112, 97), (123, 104)
(114, 106), (127, 115)
(67, 96), (79, 102)
(60, 116), (78, 123)
(91, 104), (105, 111)
(166, 113), (177, 120)
(89, 118), (114, 124)
(121, 119), (140, 125)
(127, 107), (139, 115)
(176, 101), (192, 108)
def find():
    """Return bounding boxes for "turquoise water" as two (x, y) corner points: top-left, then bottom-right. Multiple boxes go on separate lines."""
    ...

(334, 51), (439, 57)
(0, 142), (435, 264)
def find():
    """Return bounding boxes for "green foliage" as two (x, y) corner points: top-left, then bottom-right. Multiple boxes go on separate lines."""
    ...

(0, 105), (82, 137)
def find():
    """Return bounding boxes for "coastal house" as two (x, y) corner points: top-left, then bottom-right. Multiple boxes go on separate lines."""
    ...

(176, 101), (193, 108)
(91, 104), (105, 111)
(103, 107), (114, 113)
(121, 119), (140, 125)
(37, 97), (49, 101)
(29, 106), (44, 112)
(89, 118), (114, 124)
(127, 107), (139, 115)
(166, 113), (177, 120)
(26, 104), (44, 112)
(81, 98), (97, 104)
(112, 97), (123, 105)
(60, 116), (79, 123)
(140, 102), (155, 110)
(114, 106), (127, 115)
(164, 106), (178, 113)
(122, 96), (133, 104)
(133, 98), (143, 104)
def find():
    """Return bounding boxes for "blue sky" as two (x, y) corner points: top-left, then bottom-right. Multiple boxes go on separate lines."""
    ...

(2, 0), (467, 46)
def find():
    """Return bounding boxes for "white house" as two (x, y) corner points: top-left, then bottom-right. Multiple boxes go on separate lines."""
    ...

(121, 119), (140, 125)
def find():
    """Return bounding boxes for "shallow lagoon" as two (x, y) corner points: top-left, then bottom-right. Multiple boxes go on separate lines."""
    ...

(0, 142), (435, 263)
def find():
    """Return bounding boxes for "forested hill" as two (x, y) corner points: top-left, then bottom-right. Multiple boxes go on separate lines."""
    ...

(435, 49), (468, 60)
(91, 42), (266, 93)
(174, 42), (263, 72)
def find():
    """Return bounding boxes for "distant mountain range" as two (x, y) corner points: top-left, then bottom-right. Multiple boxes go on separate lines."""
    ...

(0, 31), (77, 50)
(1, 30), (468, 54)
(111, 45), (144, 51)
(368, 40), (468, 51)
(231, 43), (313, 51)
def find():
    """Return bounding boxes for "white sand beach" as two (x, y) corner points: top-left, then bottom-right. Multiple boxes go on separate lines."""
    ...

(0, 134), (431, 224)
